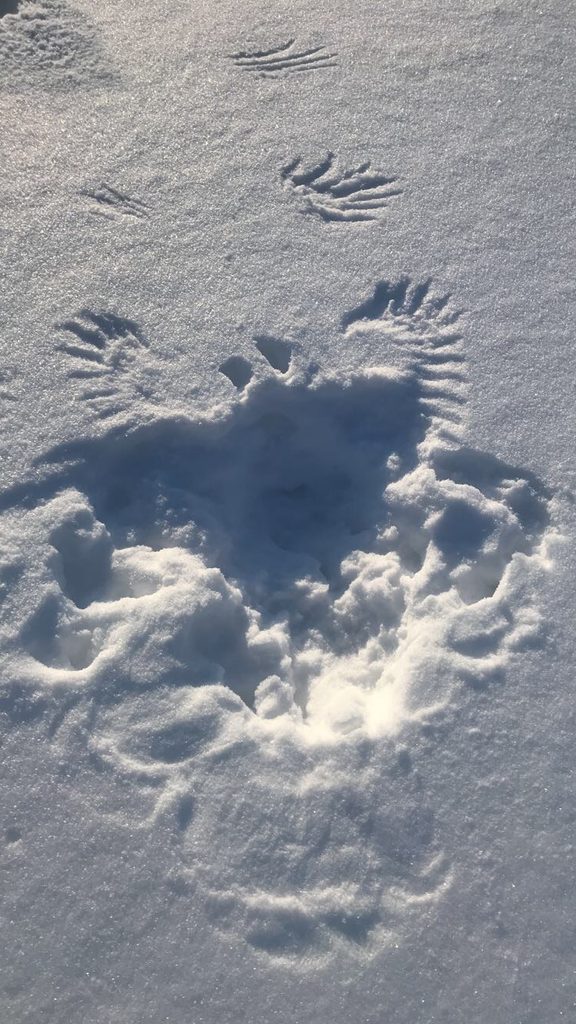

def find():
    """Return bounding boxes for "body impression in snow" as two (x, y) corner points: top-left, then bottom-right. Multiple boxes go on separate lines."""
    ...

(0, 278), (553, 960)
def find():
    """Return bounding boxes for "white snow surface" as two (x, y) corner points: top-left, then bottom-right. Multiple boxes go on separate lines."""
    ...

(1, 0), (575, 1021)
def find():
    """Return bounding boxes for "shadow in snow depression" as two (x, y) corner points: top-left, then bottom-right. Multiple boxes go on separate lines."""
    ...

(7, 362), (427, 705)
(53, 370), (424, 590)
(0, 1), (20, 17)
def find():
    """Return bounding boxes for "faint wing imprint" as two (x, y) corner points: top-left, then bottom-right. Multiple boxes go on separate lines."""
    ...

(79, 184), (149, 220)
(56, 310), (159, 422)
(229, 38), (337, 76)
(342, 276), (466, 446)
(282, 152), (403, 222)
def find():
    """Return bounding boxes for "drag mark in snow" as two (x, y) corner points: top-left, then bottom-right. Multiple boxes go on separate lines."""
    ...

(79, 184), (149, 220)
(229, 39), (337, 76)
(282, 153), (403, 223)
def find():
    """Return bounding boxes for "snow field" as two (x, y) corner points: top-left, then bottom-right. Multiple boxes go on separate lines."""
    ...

(0, 0), (570, 1006)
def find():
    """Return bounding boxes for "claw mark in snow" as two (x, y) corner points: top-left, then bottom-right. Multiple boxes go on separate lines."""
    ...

(229, 39), (337, 76)
(282, 153), (403, 222)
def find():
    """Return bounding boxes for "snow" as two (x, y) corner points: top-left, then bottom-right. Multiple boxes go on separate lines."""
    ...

(1, 0), (575, 1021)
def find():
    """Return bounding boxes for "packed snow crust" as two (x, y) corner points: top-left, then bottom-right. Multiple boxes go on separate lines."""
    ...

(1, 0), (575, 1021)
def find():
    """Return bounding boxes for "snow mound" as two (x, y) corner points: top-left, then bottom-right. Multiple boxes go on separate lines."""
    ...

(0, 0), (116, 91)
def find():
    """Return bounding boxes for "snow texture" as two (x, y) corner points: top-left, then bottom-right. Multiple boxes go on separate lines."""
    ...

(0, 0), (574, 1020)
